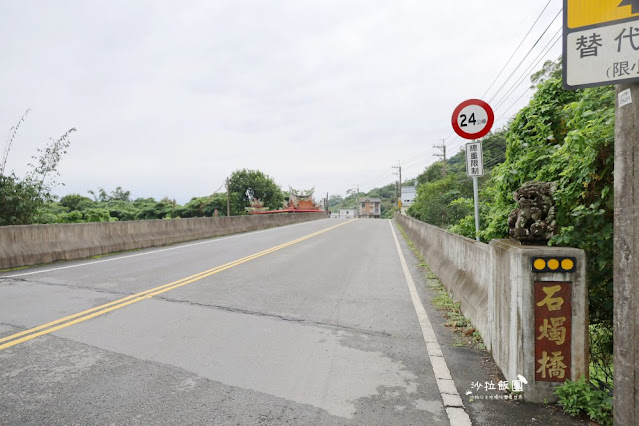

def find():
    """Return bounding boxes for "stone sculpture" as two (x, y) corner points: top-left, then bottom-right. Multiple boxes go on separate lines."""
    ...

(508, 181), (558, 243)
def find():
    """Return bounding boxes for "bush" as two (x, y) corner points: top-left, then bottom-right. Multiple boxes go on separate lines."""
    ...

(555, 377), (612, 425)
(83, 208), (113, 222)
(0, 174), (43, 225)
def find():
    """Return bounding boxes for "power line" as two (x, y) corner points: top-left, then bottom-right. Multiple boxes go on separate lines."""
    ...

(495, 53), (562, 123)
(487, 8), (562, 105)
(480, 0), (554, 99)
(492, 29), (562, 113)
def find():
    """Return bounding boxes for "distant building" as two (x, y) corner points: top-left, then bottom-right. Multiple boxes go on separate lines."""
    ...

(359, 197), (382, 218)
(400, 186), (417, 214)
(339, 208), (357, 219)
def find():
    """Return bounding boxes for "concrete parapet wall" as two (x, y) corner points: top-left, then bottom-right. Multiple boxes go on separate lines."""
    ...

(395, 214), (587, 403)
(0, 212), (325, 269)
(395, 213), (493, 348)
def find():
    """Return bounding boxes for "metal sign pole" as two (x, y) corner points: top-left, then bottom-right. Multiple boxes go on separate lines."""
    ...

(452, 99), (492, 242)
(473, 175), (480, 241)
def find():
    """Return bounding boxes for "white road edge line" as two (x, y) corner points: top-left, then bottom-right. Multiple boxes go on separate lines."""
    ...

(389, 220), (472, 426)
(1, 218), (332, 279)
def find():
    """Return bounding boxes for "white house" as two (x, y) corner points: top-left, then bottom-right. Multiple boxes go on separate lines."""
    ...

(400, 186), (417, 214)
(339, 208), (357, 219)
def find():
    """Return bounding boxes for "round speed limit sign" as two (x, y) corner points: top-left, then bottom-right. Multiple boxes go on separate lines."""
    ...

(451, 99), (494, 140)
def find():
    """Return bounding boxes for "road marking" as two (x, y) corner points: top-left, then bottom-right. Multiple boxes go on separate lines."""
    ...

(0, 218), (332, 278)
(0, 219), (356, 351)
(389, 221), (472, 426)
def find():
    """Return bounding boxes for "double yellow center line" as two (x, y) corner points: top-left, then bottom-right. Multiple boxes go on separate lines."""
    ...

(0, 219), (355, 351)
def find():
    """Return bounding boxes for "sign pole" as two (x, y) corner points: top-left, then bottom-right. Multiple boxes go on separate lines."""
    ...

(451, 99), (492, 242)
(472, 174), (480, 241)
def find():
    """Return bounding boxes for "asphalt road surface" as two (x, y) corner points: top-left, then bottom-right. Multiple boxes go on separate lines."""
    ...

(0, 218), (583, 425)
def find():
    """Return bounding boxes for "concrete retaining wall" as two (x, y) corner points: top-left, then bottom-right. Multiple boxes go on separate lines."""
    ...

(0, 212), (326, 269)
(395, 213), (587, 402)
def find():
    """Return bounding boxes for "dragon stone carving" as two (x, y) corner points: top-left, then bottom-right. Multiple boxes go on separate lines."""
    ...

(508, 181), (558, 243)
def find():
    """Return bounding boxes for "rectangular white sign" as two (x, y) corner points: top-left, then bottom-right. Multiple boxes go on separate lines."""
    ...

(466, 142), (484, 177)
(565, 20), (639, 89)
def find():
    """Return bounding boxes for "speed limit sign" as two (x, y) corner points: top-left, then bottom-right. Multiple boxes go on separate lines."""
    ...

(451, 99), (494, 140)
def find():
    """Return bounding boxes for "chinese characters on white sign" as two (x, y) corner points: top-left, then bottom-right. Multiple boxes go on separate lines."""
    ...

(465, 142), (484, 177)
(564, 0), (639, 88)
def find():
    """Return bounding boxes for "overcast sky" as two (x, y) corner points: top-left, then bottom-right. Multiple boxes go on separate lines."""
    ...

(0, 1), (562, 204)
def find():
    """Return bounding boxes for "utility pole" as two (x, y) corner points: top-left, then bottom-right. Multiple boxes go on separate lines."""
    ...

(434, 139), (447, 178)
(226, 177), (230, 217)
(614, 82), (639, 425)
(392, 161), (402, 210)
(326, 192), (329, 215)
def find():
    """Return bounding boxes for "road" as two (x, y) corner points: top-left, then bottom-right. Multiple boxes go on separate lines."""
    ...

(0, 218), (579, 425)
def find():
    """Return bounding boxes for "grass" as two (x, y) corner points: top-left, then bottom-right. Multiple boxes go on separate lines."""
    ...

(0, 265), (30, 273)
(396, 223), (485, 350)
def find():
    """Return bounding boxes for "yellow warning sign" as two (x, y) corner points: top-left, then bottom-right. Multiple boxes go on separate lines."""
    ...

(567, 0), (639, 29)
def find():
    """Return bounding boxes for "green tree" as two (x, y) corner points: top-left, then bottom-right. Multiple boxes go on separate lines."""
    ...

(227, 169), (284, 215)
(59, 194), (94, 211)
(328, 194), (344, 211)
(109, 186), (131, 202)
(416, 162), (444, 185)
(83, 208), (114, 222)
(0, 174), (42, 226)
(408, 174), (473, 227)
(174, 194), (227, 218)
(0, 112), (76, 226)
(106, 199), (138, 221)
(135, 201), (173, 220)
(57, 210), (84, 223)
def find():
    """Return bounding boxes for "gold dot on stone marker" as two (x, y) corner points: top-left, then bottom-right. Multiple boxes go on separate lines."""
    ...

(547, 259), (560, 270)
(533, 258), (546, 270)
(561, 258), (574, 271)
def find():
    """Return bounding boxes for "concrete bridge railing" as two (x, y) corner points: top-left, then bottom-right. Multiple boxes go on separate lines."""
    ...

(0, 212), (326, 270)
(395, 213), (588, 403)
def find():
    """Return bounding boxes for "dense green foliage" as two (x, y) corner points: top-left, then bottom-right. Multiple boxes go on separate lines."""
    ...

(0, 174), (43, 225)
(173, 194), (227, 218)
(555, 377), (612, 425)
